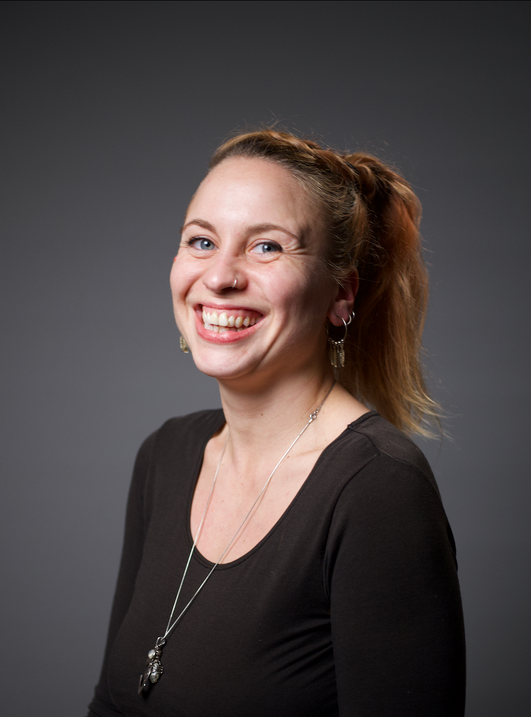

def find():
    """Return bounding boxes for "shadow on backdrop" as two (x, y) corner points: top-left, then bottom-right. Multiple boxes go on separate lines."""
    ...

(1, 1), (530, 715)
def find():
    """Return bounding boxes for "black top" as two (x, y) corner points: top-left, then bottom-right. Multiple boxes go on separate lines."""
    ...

(87, 410), (466, 716)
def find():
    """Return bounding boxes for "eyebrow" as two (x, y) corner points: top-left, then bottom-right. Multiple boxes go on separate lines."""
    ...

(181, 219), (216, 234)
(181, 219), (303, 243)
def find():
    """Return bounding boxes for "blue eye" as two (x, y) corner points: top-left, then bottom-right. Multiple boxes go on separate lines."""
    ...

(253, 242), (281, 254)
(189, 237), (215, 250)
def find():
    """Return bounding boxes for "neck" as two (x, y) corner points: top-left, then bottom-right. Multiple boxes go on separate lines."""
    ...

(216, 365), (335, 457)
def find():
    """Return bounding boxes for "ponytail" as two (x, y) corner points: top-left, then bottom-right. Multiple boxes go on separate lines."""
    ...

(210, 129), (441, 436)
(341, 153), (439, 435)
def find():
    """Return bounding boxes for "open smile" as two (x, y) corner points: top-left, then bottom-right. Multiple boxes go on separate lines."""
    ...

(196, 305), (264, 340)
(202, 306), (261, 333)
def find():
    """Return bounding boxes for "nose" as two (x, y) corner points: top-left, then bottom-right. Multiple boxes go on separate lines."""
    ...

(202, 251), (246, 293)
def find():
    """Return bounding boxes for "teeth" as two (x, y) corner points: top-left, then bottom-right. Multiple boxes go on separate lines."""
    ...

(202, 310), (259, 331)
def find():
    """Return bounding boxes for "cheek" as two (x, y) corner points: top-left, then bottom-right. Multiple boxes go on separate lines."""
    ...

(281, 264), (332, 307)
(169, 261), (188, 305)
(170, 251), (198, 293)
(270, 269), (332, 332)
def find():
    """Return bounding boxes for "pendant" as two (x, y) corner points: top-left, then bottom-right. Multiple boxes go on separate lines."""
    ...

(138, 637), (165, 694)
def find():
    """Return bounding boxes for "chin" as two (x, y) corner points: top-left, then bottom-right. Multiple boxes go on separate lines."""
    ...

(187, 345), (255, 380)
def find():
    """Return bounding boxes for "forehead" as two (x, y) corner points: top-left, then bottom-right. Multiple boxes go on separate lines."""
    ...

(186, 157), (318, 234)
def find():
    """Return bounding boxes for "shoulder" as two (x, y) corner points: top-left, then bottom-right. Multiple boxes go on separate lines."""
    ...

(332, 411), (440, 499)
(320, 412), (448, 538)
(130, 409), (225, 511)
(137, 408), (225, 458)
(132, 409), (224, 485)
(349, 411), (432, 469)
(159, 408), (225, 440)
(323, 414), (457, 570)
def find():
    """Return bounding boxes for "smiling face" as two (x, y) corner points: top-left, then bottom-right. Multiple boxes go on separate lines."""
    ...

(170, 157), (346, 386)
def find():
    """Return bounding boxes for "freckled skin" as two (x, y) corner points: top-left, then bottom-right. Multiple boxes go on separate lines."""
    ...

(170, 157), (365, 565)
(170, 157), (347, 389)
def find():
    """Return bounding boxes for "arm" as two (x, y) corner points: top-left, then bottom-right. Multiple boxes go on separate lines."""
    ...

(327, 455), (466, 716)
(86, 431), (156, 717)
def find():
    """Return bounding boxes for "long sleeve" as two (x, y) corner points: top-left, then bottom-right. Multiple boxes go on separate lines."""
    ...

(326, 453), (466, 715)
(84, 411), (465, 716)
(86, 431), (156, 717)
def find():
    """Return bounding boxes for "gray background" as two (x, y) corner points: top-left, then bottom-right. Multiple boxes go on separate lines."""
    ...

(1, 1), (529, 715)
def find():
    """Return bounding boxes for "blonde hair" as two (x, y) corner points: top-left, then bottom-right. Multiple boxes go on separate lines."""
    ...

(210, 129), (440, 436)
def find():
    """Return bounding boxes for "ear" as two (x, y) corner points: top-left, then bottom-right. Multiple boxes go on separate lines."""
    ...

(327, 269), (358, 327)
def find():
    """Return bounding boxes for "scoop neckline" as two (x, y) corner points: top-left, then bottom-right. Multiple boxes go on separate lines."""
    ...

(186, 409), (378, 569)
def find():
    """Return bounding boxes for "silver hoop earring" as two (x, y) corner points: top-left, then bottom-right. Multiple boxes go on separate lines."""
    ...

(346, 310), (355, 326)
(326, 313), (354, 368)
(179, 336), (189, 354)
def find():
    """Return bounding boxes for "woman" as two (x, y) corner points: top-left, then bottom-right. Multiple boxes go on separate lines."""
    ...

(87, 129), (466, 716)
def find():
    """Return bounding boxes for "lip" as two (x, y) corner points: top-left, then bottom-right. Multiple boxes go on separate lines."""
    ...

(194, 304), (264, 344)
(199, 303), (263, 316)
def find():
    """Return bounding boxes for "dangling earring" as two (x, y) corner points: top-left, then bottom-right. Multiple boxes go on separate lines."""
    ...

(326, 312), (354, 368)
(180, 336), (189, 354)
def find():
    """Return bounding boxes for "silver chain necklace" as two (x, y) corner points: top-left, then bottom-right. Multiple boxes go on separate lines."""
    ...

(138, 381), (335, 694)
